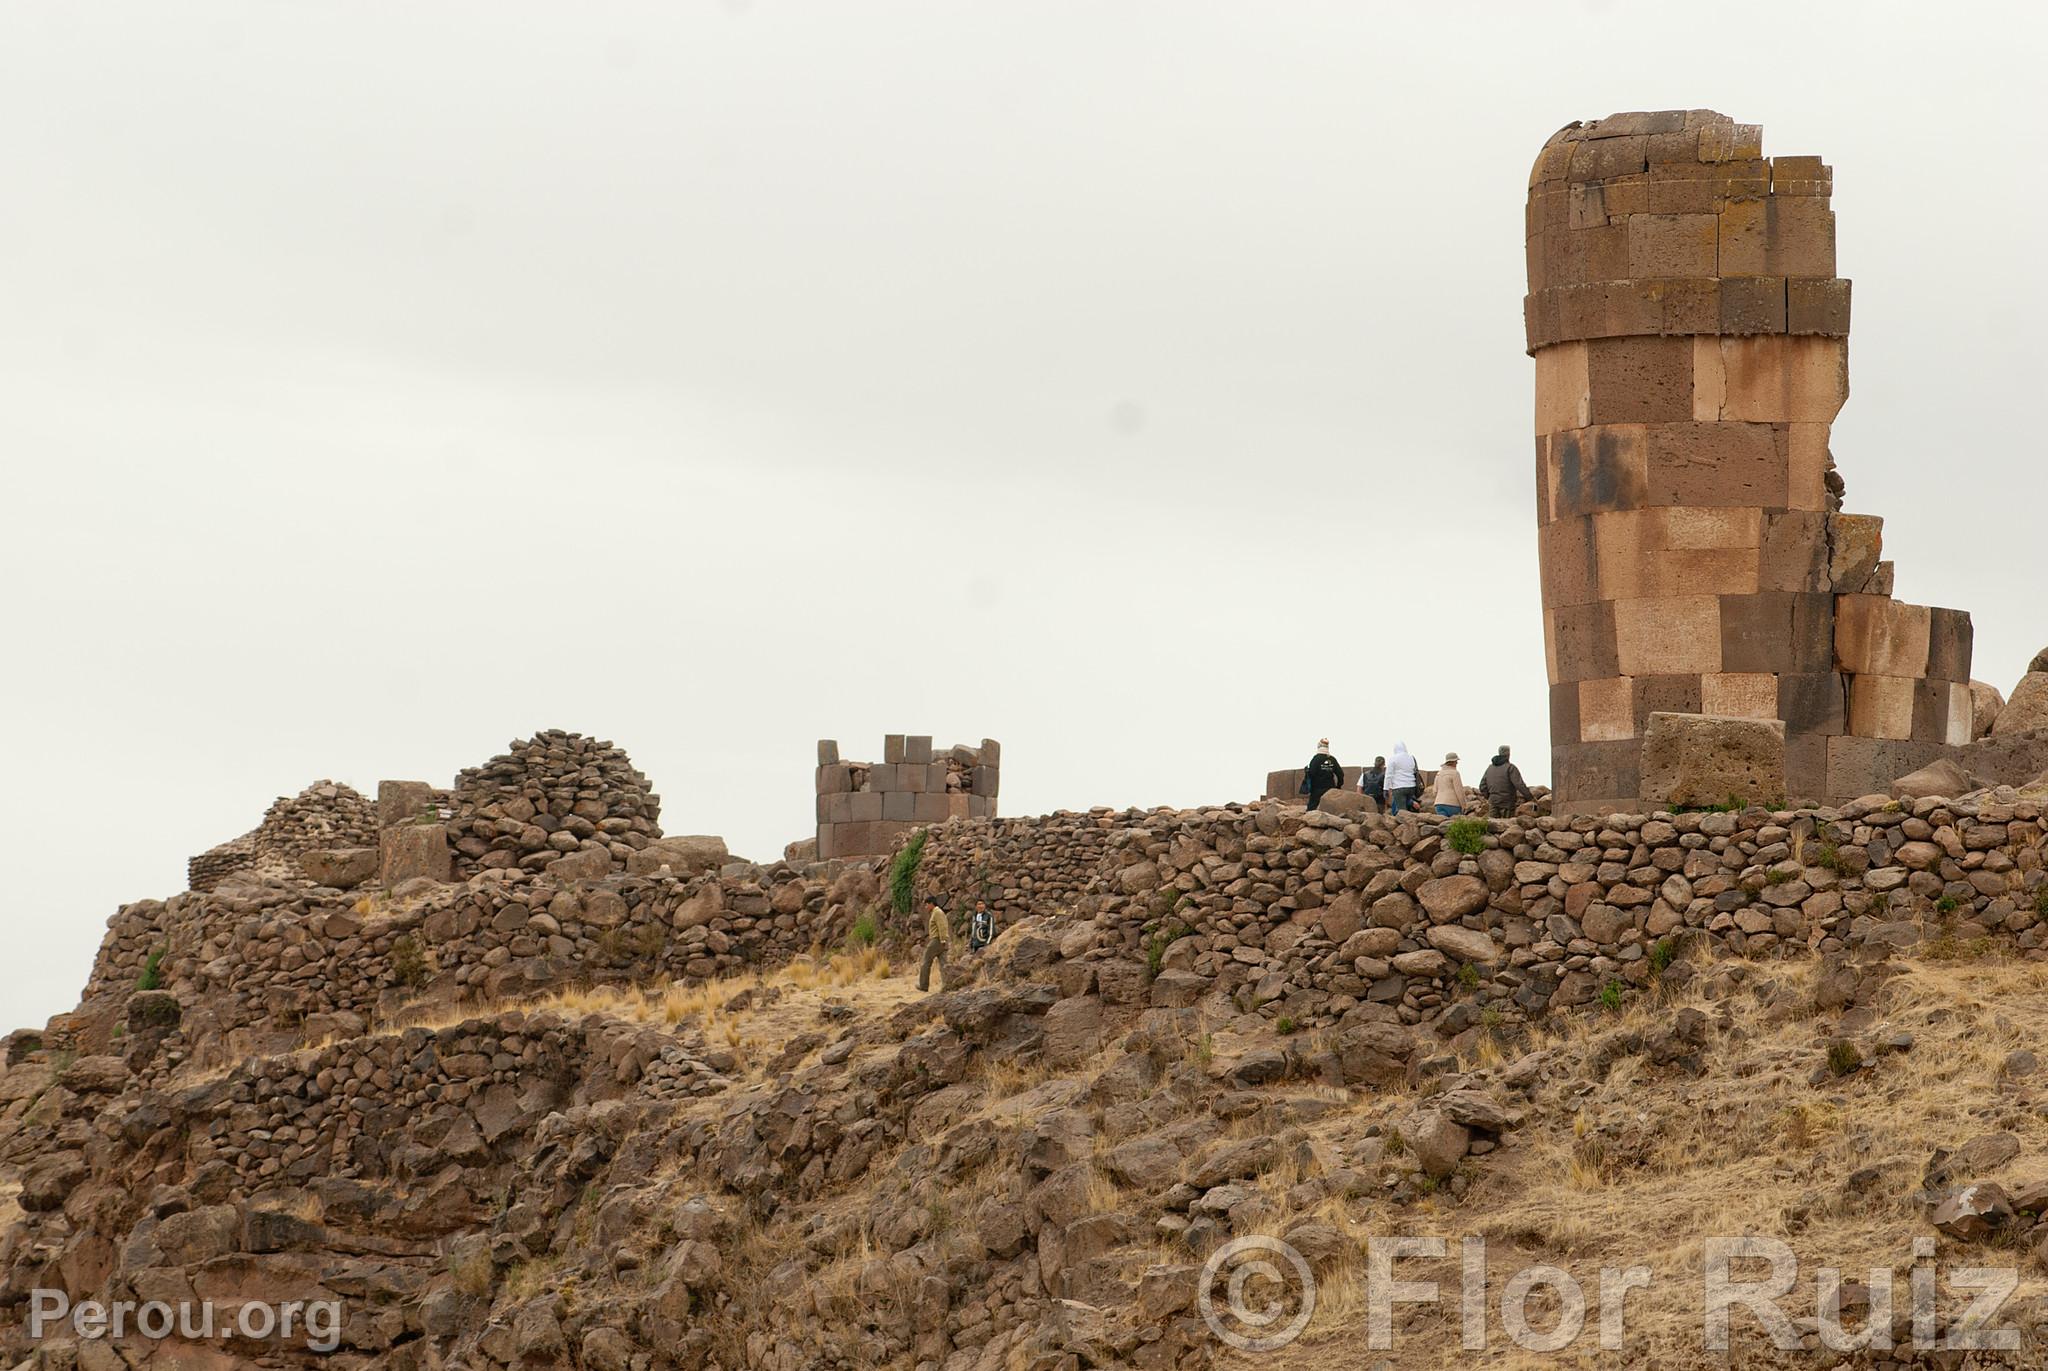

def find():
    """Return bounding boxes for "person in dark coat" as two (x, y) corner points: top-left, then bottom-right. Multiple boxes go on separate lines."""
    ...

(1303, 739), (1344, 811)
(1358, 756), (1387, 811)
(1481, 744), (1535, 817)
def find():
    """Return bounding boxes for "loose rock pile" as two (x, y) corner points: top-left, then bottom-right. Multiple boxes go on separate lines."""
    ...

(448, 730), (662, 876)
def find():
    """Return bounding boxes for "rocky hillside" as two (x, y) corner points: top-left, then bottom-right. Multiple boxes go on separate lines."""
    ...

(5, 740), (2048, 1370)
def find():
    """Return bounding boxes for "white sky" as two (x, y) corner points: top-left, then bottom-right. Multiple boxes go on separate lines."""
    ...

(3, 1), (2043, 1030)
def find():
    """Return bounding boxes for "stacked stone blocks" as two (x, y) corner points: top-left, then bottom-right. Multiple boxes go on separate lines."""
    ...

(816, 735), (999, 860)
(1527, 111), (1972, 811)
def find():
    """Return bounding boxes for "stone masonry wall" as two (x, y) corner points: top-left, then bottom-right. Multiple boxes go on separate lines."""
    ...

(1524, 110), (1973, 811)
(187, 781), (379, 892)
(448, 731), (662, 877)
(815, 735), (999, 860)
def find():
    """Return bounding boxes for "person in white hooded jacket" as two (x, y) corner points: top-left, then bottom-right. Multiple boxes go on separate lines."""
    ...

(1385, 743), (1422, 815)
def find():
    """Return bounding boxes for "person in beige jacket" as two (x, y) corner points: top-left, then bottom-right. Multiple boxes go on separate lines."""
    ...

(1432, 753), (1468, 817)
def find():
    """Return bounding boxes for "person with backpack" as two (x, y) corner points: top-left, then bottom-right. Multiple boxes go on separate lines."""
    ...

(1302, 739), (1345, 811)
(1482, 744), (1536, 817)
(969, 900), (995, 951)
(1385, 743), (1422, 815)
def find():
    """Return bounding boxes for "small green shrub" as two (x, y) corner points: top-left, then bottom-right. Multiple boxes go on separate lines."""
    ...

(389, 935), (429, 987)
(888, 830), (928, 917)
(2036, 887), (2048, 919)
(1145, 922), (1189, 978)
(1383, 1129), (1406, 1157)
(1456, 962), (1481, 991)
(1597, 980), (1625, 1013)
(1763, 867), (1795, 886)
(1812, 842), (1845, 874)
(847, 909), (880, 949)
(1935, 894), (1961, 915)
(1826, 1040), (1863, 1077)
(136, 947), (166, 992)
(1445, 817), (1487, 856)
(1649, 937), (1678, 973)
(1479, 1005), (1503, 1029)
(1274, 1015), (1298, 1035)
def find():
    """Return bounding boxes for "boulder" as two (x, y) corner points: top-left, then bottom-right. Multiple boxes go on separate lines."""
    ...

(376, 779), (441, 829)
(546, 847), (612, 882)
(1042, 996), (1103, 1068)
(1418, 875), (1487, 923)
(1890, 757), (1977, 803)
(1425, 925), (1502, 967)
(2033, 647), (2048, 675)
(1399, 1106), (1470, 1179)
(1991, 673), (2048, 738)
(1315, 789), (1370, 818)
(300, 846), (377, 889)
(1932, 1183), (2014, 1242)
(1970, 681), (2006, 740)
(626, 836), (729, 876)
(1640, 712), (1786, 810)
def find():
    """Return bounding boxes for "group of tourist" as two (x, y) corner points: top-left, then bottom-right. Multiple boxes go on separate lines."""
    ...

(1302, 738), (1534, 817)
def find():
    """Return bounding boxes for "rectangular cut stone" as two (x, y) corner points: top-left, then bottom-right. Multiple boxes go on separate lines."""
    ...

(1926, 608), (1973, 683)
(816, 763), (851, 794)
(1570, 136), (1649, 181)
(1547, 424), (1648, 518)
(1660, 506), (1762, 550)
(1826, 737), (1952, 804)
(1720, 590), (1834, 675)
(1660, 278), (1720, 334)
(1539, 515), (1601, 608)
(1828, 513), (1885, 590)
(1785, 733), (1829, 804)
(884, 734), (906, 764)
(1787, 278), (1851, 336)
(1718, 198), (1836, 278)
(1719, 276), (1787, 334)
(1534, 342), (1590, 434)
(1758, 511), (1831, 593)
(1586, 336), (1696, 423)
(1834, 595), (1932, 678)
(847, 791), (884, 822)
(1640, 712), (1786, 809)
(1692, 335), (1725, 419)
(1718, 336), (1848, 423)
(882, 791), (916, 822)
(968, 795), (994, 819)
(1647, 164), (1720, 214)
(1628, 213), (1719, 277)
(1785, 424), (1831, 511)
(1632, 674), (1705, 731)
(1848, 675), (1916, 741)
(817, 739), (840, 767)
(1545, 600), (1620, 682)
(1550, 681), (1582, 742)
(1614, 595), (1722, 676)
(969, 765), (1000, 796)
(904, 736), (934, 765)
(1644, 422), (1788, 507)
(927, 761), (950, 792)
(1553, 739), (1643, 806)
(1578, 677), (1635, 742)
(867, 763), (898, 792)
(913, 792), (952, 823)
(1779, 672), (1849, 735)
(1703, 672), (1780, 719)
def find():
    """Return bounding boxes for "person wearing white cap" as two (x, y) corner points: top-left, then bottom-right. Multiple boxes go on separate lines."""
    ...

(1432, 752), (1468, 817)
(1302, 738), (1344, 812)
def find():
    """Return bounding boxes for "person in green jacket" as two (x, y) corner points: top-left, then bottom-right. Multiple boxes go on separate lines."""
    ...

(919, 901), (953, 992)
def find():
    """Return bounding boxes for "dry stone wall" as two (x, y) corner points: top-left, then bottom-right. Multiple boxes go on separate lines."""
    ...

(186, 781), (379, 891)
(1524, 110), (1973, 811)
(448, 730), (662, 876)
(911, 794), (2047, 1038)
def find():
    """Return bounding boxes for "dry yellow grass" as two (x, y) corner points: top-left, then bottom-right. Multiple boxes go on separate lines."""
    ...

(1226, 954), (2048, 1370)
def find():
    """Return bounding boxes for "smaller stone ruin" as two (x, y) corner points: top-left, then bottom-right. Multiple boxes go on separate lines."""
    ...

(447, 729), (663, 877)
(816, 735), (999, 859)
(186, 780), (378, 891)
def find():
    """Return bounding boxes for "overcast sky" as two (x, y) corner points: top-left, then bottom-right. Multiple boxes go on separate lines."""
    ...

(3, 0), (2042, 1030)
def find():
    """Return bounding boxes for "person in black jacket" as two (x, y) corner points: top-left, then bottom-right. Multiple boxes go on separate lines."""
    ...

(1304, 739), (1344, 811)
(1358, 756), (1387, 811)
(1481, 745), (1536, 816)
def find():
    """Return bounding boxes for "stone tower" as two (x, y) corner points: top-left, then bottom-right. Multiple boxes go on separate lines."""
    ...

(1524, 111), (1972, 812)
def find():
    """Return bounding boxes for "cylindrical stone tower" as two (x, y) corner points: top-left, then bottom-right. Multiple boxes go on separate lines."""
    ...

(1525, 110), (1972, 812)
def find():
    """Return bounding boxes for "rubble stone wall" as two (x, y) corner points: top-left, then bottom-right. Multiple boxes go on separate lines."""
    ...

(447, 731), (662, 877)
(186, 782), (379, 891)
(1524, 110), (1973, 811)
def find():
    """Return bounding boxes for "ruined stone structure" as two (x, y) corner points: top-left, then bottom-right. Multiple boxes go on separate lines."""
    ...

(1526, 110), (1973, 812)
(185, 780), (378, 891)
(815, 734), (999, 859)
